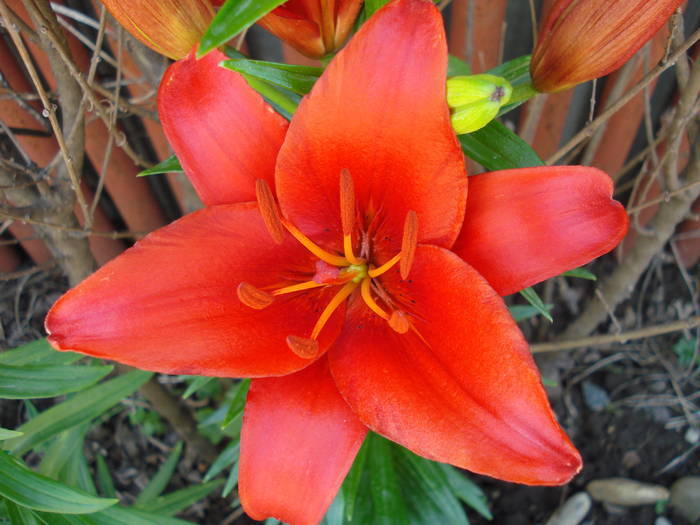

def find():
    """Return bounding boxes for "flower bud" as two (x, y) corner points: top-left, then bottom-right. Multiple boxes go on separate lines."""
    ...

(258, 0), (364, 58)
(100, 0), (215, 60)
(531, 0), (683, 93)
(446, 74), (512, 135)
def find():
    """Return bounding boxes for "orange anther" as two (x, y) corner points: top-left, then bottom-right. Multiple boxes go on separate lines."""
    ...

(286, 335), (320, 359)
(400, 210), (418, 279)
(339, 168), (355, 236)
(388, 310), (410, 334)
(237, 282), (274, 310)
(255, 179), (285, 244)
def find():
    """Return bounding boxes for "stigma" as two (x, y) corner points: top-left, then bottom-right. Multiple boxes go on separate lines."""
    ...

(237, 172), (418, 358)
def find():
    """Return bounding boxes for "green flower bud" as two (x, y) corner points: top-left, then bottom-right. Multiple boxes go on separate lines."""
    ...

(446, 74), (513, 134)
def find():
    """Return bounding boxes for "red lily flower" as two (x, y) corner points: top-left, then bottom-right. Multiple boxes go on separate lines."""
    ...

(258, 0), (364, 58)
(98, 0), (214, 60)
(531, 0), (684, 92)
(46, 1), (628, 523)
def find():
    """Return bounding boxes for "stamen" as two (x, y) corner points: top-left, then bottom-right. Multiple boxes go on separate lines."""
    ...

(368, 253), (401, 279)
(283, 220), (350, 267)
(255, 179), (285, 244)
(400, 211), (418, 279)
(388, 310), (411, 334)
(360, 277), (388, 320)
(237, 282), (274, 310)
(340, 169), (364, 265)
(272, 280), (326, 295)
(311, 281), (358, 339)
(286, 335), (320, 359)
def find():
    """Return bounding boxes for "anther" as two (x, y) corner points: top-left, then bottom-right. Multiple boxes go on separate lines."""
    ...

(340, 169), (363, 265)
(255, 179), (285, 244)
(400, 210), (418, 279)
(388, 310), (411, 334)
(286, 335), (320, 359)
(237, 282), (274, 310)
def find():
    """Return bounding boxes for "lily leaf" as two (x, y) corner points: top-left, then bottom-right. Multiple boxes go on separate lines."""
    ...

(0, 451), (117, 514)
(368, 434), (409, 525)
(0, 428), (22, 440)
(0, 339), (81, 367)
(459, 119), (544, 171)
(0, 364), (112, 399)
(137, 156), (183, 177)
(519, 287), (553, 323)
(144, 480), (224, 516)
(89, 506), (195, 525)
(199, 0), (287, 57)
(563, 267), (597, 280)
(181, 376), (214, 400)
(134, 442), (183, 506)
(222, 59), (322, 95)
(509, 304), (554, 322)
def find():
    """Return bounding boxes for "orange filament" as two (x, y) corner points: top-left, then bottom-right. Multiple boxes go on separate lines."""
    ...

(286, 335), (320, 359)
(360, 277), (388, 320)
(255, 179), (285, 244)
(272, 280), (326, 295)
(368, 253), (401, 279)
(311, 281), (358, 339)
(237, 282), (274, 310)
(388, 310), (411, 334)
(400, 211), (418, 279)
(283, 220), (350, 267)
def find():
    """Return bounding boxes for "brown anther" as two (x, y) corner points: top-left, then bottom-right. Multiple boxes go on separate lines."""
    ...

(255, 179), (285, 244)
(339, 168), (355, 236)
(237, 282), (274, 310)
(286, 335), (320, 359)
(400, 210), (418, 279)
(388, 310), (411, 334)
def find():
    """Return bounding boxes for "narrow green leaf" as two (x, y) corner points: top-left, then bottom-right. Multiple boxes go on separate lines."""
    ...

(0, 364), (112, 399)
(181, 376), (214, 400)
(222, 59), (322, 95)
(363, 0), (391, 17)
(488, 55), (531, 85)
(5, 500), (42, 525)
(203, 443), (239, 482)
(94, 454), (116, 499)
(320, 489), (344, 525)
(147, 480), (224, 516)
(33, 512), (97, 525)
(438, 464), (492, 520)
(0, 340), (81, 367)
(199, 0), (286, 56)
(137, 156), (183, 177)
(89, 506), (195, 525)
(0, 451), (117, 514)
(0, 429), (22, 441)
(447, 55), (471, 77)
(221, 461), (239, 498)
(4, 371), (152, 456)
(459, 120), (544, 171)
(242, 75), (299, 119)
(508, 304), (554, 322)
(38, 426), (88, 480)
(367, 435), (408, 525)
(519, 287), (553, 322)
(221, 379), (250, 429)
(134, 442), (183, 506)
(342, 436), (369, 522)
(562, 267), (597, 281)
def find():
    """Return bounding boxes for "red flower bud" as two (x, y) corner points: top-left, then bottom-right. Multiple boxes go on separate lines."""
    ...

(258, 0), (364, 58)
(531, 0), (683, 93)
(100, 0), (214, 60)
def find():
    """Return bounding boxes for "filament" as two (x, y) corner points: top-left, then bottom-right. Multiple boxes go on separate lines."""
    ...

(360, 277), (388, 320)
(311, 281), (358, 339)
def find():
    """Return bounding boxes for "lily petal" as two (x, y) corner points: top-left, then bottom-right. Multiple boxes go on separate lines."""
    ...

(46, 204), (344, 377)
(328, 245), (582, 485)
(452, 166), (628, 296)
(240, 357), (367, 525)
(158, 50), (288, 206)
(275, 0), (466, 253)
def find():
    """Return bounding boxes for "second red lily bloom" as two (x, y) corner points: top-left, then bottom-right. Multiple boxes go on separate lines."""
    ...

(46, 1), (628, 524)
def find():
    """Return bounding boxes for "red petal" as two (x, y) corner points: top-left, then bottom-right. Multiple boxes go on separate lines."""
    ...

(46, 204), (345, 377)
(452, 166), (628, 296)
(158, 50), (288, 206)
(240, 357), (367, 525)
(275, 0), (466, 252)
(328, 246), (582, 485)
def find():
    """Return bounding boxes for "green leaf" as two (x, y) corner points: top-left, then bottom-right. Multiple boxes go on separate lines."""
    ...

(367, 434), (408, 525)
(89, 506), (195, 525)
(0, 364), (112, 399)
(94, 454), (116, 499)
(508, 304), (554, 322)
(562, 267), (597, 281)
(363, 0), (391, 17)
(0, 451), (117, 514)
(0, 340), (81, 367)
(459, 120), (544, 171)
(221, 379), (250, 429)
(222, 59), (322, 95)
(146, 480), (224, 516)
(519, 287), (553, 323)
(137, 156), (183, 177)
(438, 464), (492, 520)
(38, 425), (89, 480)
(342, 436), (369, 522)
(134, 442), (183, 506)
(0, 429), (22, 441)
(203, 443), (239, 483)
(5, 500), (42, 525)
(320, 490), (344, 525)
(488, 55), (537, 110)
(242, 75), (299, 119)
(4, 370), (152, 456)
(33, 512), (97, 525)
(221, 461), (239, 498)
(199, 0), (287, 56)
(447, 55), (471, 77)
(181, 377), (214, 400)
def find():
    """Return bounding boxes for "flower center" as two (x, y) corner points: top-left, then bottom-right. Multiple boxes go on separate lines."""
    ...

(236, 172), (417, 359)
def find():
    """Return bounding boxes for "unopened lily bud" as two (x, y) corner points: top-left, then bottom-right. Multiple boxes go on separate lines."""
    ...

(100, 0), (214, 60)
(446, 74), (512, 135)
(531, 0), (683, 93)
